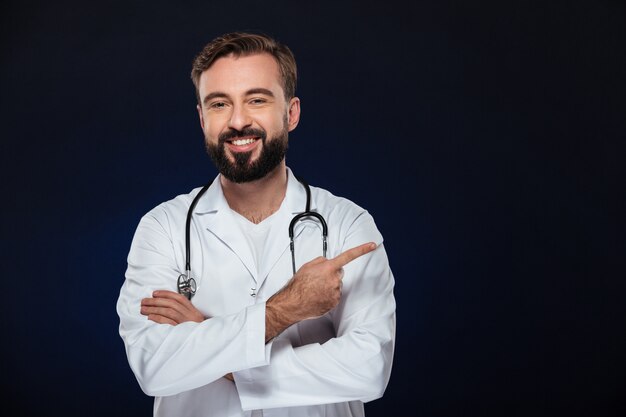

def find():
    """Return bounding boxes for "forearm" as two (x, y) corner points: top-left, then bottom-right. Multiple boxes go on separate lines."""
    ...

(120, 293), (268, 396)
(235, 244), (396, 410)
(119, 211), (277, 396)
(264, 282), (304, 343)
(237, 296), (396, 410)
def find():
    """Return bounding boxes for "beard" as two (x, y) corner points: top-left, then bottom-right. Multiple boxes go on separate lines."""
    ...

(205, 124), (289, 183)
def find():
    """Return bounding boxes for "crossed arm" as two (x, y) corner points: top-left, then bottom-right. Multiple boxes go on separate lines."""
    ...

(140, 242), (377, 339)
(139, 242), (377, 383)
(141, 242), (376, 350)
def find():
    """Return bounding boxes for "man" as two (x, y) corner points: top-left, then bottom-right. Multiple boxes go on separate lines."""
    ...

(117, 32), (396, 417)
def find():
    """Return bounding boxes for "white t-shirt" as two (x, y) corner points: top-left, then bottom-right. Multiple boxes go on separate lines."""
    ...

(231, 209), (279, 296)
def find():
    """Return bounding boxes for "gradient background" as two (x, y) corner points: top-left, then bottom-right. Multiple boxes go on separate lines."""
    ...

(1, 1), (624, 416)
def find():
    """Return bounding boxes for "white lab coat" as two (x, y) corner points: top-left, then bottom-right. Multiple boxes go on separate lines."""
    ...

(116, 168), (396, 417)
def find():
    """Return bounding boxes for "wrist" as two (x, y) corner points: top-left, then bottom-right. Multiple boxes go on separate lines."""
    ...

(265, 293), (298, 343)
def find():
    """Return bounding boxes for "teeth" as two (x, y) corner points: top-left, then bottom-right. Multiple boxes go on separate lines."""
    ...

(232, 138), (256, 146)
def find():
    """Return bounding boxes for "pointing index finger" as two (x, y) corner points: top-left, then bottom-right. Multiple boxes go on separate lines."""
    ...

(330, 242), (377, 269)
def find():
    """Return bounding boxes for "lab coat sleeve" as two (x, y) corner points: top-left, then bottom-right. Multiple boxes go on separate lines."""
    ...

(233, 211), (396, 410)
(116, 209), (271, 397)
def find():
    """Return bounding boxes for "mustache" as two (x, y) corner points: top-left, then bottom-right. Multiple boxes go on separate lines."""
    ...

(218, 128), (267, 144)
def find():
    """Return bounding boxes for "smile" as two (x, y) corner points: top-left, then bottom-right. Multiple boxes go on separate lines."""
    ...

(231, 138), (257, 146)
(225, 137), (260, 152)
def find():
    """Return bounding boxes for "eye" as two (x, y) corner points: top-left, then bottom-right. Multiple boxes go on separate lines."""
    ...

(249, 98), (266, 105)
(209, 101), (227, 109)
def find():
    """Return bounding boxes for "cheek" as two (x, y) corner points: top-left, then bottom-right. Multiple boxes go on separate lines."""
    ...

(207, 126), (221, 140)
(202, 118), (226, 141)
(263, 113), (289, 135)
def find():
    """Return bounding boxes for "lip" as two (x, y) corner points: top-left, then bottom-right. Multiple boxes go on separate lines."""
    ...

(225, 137), (261, 153)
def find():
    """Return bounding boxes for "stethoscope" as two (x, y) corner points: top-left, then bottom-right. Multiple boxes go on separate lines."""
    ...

(177, 177), (328, 300)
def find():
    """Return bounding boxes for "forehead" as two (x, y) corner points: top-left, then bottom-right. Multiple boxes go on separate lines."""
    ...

(198, 53), (283, 98)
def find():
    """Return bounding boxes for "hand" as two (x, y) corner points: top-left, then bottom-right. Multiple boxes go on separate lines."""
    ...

(265, 242), (377, 341)
(140, 290), (205, 325)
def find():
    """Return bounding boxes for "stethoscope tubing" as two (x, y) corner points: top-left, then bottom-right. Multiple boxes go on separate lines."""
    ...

(178, 176), (327, 300)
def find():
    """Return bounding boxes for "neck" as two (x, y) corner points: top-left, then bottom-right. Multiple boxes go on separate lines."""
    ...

(220, 161), (288, 224)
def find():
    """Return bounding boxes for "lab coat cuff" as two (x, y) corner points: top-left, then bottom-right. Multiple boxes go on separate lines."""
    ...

(234, 339), (297, 411)
(244, 302), (270, 369)
(233, 302), (273, 384)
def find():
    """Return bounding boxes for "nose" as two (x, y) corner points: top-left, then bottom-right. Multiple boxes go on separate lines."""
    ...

(228, 104), (252, 131)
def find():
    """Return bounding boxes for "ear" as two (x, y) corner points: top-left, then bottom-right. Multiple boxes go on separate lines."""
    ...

(197, 104), (205, 130)
(286, 97), (301, 132)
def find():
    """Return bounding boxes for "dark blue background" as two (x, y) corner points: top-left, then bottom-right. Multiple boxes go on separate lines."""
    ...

(1, 1), (624, 416)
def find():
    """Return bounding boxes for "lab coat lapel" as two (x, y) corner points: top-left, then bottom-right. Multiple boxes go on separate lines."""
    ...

(194, 177), (258, 281)
(257, 169), (312, 288)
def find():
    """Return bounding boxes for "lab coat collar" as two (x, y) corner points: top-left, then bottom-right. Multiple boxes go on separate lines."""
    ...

(284, 167), (317, 214)
(192, 167), (315, 214)
(192, 167), (315, 285)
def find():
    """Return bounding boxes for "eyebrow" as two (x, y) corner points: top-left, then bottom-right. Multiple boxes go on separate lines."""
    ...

(202, 88), (275, 106)
(202, 91), (228, 106)
(245, 88), (274, 97)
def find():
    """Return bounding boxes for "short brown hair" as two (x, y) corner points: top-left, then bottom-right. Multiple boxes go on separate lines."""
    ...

(191, 32), (297, 104)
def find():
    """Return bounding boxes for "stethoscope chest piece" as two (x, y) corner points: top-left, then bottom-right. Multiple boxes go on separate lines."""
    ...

(177, 273), (197, 300)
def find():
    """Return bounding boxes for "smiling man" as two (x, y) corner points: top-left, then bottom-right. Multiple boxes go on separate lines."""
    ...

(117, 32), (396, 417)
(200, 53), (295, 187)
